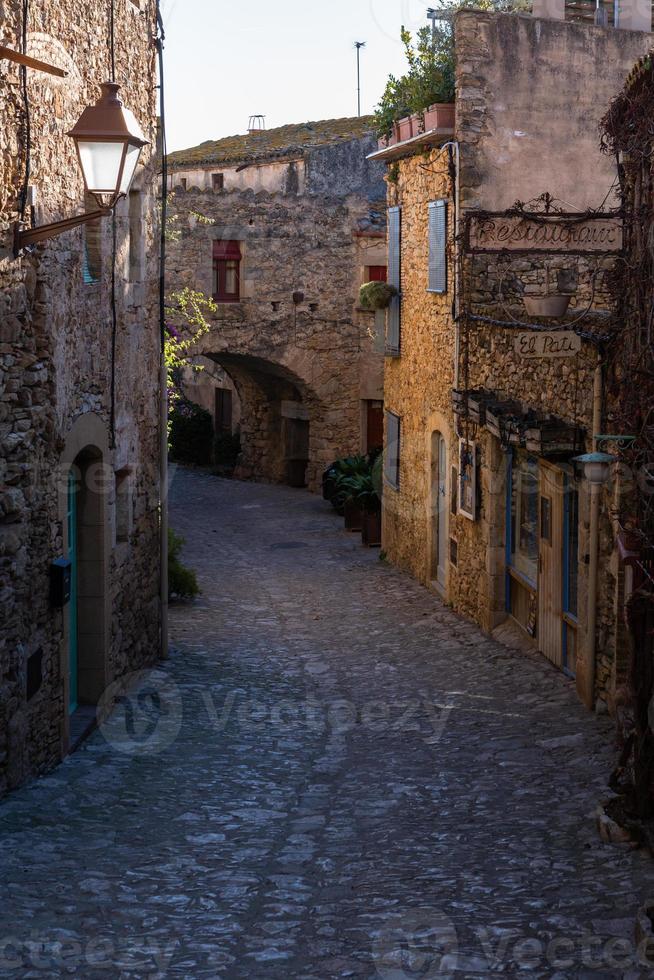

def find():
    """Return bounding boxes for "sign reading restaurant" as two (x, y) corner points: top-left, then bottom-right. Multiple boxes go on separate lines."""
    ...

(467, 213), (623, 254)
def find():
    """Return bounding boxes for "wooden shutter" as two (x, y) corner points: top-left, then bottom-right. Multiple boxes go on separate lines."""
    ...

(387, 207), (401, 354)
(384, 411), (401, 489)
(428, 200), (448, 294)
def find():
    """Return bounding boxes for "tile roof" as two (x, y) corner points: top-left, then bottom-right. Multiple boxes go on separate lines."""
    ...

(167, 116), (376, 170)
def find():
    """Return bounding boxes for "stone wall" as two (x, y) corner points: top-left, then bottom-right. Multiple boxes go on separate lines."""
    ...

(453, 9), (650, 706)
(0, 0), (161, 794)
(382, 10), (645, 710)
(166, 135), (386, 490)
(454, 10), (652, 212)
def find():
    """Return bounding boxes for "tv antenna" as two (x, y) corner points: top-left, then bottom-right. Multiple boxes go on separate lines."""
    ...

(355, 41), (366, 117)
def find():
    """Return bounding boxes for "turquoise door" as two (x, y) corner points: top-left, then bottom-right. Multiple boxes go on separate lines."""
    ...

(67, 470), (78, 714)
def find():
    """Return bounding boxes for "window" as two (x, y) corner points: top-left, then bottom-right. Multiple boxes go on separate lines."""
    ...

(128, 190), (142, 282)
(428, 200), (448, 293)
(384, 411), (401, 489)
(82, 193), (102, 284)
(213, 240), (241, 302)
(179, 177), (187, 191)
(366, 265), (387, 282)
(212, 173), (224, 191)
(386, 207), (401, 355)
(115, 469), (132, 545)
(509, 453), (539, 586)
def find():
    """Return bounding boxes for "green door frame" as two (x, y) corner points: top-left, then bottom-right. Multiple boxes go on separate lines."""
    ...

(67, 470), (78, 714)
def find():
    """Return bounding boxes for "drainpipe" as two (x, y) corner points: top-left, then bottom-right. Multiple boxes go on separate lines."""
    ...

(160, 362), (169, 660)
(584, 355), (603, 709)
(441, 141), (461, 389)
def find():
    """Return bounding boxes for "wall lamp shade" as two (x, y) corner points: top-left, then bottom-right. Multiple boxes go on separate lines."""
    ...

(67, 82), (149, 207)
(573, 451), (614, 486)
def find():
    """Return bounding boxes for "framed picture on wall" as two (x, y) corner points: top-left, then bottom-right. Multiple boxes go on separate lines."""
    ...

(458, 439), (477, 521)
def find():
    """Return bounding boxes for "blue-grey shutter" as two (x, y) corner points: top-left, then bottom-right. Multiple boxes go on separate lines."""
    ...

(428, 200), (447, 294)
(387, 207), (401, 354)
(384, 411), (401, 488)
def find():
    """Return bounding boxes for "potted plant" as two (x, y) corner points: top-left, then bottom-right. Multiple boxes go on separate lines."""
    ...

(323, 455), (371, 516)
(343, 494), (364, 532)
(359, 281), (398, 311)
(341, 472), (382, 547)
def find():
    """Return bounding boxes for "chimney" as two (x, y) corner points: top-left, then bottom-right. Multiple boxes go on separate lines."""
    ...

(248, 114), (266, 137)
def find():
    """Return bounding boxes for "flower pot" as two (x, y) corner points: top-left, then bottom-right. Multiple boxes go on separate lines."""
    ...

(361, 510), (382, 547)
(344, 497), (364, 532)
(423, 103), (455, 131)
(397, 116), (414, 142)
(523, 294), (572, 318)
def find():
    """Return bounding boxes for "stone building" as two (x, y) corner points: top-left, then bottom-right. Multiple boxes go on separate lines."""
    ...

(0, 0), (161, 794)
(166, 118), (386, 490)
(373, 2), (652, 711)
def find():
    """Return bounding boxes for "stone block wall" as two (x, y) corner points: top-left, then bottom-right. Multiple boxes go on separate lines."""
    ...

(0, 0), (161, 794)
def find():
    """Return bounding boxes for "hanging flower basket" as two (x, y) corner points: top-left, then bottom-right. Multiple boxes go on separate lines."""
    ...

(523, 294), (572, 317)
(359, 281), (398, 311)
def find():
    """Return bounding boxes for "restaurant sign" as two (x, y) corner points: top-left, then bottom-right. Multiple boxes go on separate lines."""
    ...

(467, 213), (622, 254)
(515, 331), (582, 359)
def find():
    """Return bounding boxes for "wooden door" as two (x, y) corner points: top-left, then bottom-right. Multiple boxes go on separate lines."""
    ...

(215, 387), (233, 434)
(366, 400), (384, 453)
(67, 470), (78, 714)
(538, 463), (564, 667)
(431, 432), (448, 588)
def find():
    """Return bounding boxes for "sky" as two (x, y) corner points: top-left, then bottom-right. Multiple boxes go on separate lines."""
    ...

(159, 0), (431, 152)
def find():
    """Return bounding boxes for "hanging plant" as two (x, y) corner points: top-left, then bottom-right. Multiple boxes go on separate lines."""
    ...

(359, 281), (398, 311)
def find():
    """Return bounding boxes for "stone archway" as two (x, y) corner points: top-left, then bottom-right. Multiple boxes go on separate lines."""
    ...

(202, 351), (328, 490)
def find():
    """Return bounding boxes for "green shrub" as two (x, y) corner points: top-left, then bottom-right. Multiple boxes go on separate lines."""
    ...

(359, 281), (398, 311)
(168, 528), (200, 600)
(170, 399), (214, 466)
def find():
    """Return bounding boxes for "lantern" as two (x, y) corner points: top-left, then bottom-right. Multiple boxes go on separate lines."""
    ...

(573, 451), (614, 486)
(67, 82), (149, 207)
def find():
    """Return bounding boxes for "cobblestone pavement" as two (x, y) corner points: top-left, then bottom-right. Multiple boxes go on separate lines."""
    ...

(2, 468), (654, 978)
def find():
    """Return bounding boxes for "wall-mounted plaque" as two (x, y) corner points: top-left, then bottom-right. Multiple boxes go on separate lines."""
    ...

(467, 213), (623, 254)
(514, 331), (581, 358)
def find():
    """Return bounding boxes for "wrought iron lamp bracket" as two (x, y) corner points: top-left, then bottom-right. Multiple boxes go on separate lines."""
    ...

(594, 434), (637, 451)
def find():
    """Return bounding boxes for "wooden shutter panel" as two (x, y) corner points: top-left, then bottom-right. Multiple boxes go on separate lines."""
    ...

(384, 411), (401, 488)
(387, 207), (401, 354)
(428, 200), (447, 294)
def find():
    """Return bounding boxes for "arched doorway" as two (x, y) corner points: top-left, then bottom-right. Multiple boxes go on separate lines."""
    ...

(430, 430), (448, 590)
(68, 447), (109, 713)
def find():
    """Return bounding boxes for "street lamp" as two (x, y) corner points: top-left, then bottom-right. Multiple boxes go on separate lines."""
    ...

(14, 81), (149, 256)
(573, 451), (614, 486)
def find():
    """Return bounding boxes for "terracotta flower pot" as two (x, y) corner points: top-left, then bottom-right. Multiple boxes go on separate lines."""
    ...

(397, 116), (414, 142)
(423, 103), (455, 131)
(361, 510), (382, 547)
(344, 497), (364, 532)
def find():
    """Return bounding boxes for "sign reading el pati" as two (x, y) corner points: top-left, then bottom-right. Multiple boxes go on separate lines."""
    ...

(466, 212), (623, 255)
(515, 331), (581, 358)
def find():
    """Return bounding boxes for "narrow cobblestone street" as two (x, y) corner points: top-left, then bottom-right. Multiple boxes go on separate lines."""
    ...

(2, 467), (654, 977)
